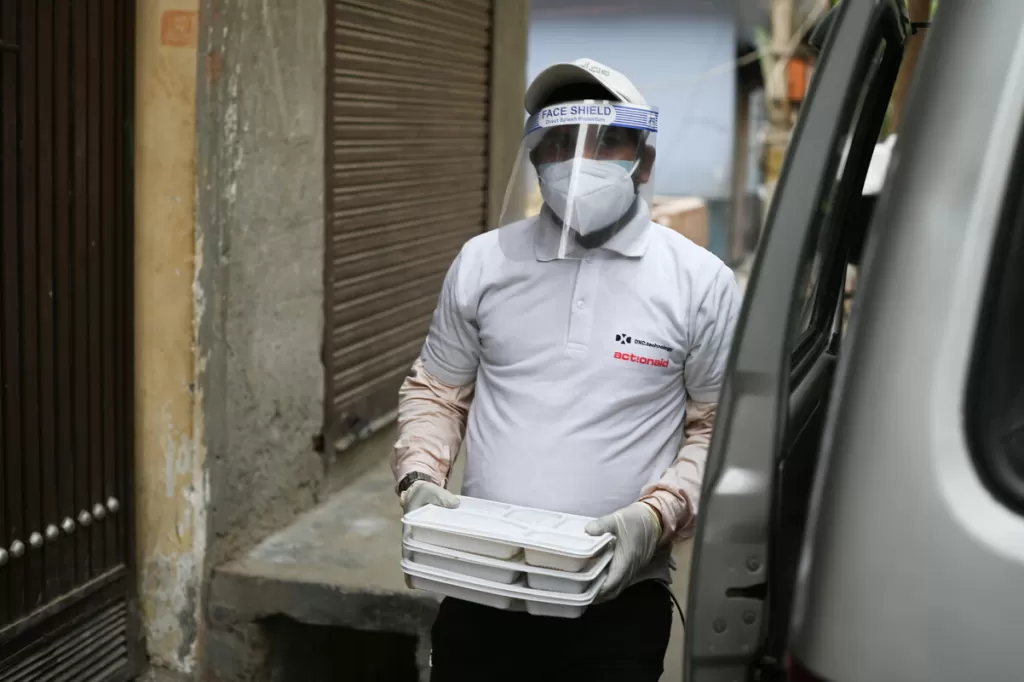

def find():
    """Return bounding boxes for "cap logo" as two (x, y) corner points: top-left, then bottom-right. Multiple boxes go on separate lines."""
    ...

(535, 103), (616, 129)
(523, 102), (659, 137)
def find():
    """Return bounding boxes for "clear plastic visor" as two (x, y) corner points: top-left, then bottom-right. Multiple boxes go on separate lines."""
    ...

(497, 100), (659, 260)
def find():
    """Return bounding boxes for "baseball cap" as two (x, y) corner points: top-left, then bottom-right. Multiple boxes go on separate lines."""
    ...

(524, 58), (647, 114)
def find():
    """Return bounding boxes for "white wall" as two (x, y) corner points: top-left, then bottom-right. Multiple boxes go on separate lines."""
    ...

(528, 2), (738, 198)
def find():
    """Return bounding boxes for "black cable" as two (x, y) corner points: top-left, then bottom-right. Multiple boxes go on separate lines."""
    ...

(660, 582), (687, 678)
(663, 583), (686, 631)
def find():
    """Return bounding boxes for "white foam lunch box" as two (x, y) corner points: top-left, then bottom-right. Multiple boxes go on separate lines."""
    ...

(403, 537), (612, 594)
(401, 496), (614, 572)
(401, 558), (602, 618)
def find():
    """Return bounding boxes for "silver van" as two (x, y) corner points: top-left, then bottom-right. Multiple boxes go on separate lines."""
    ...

(685, 1), (1024, 680)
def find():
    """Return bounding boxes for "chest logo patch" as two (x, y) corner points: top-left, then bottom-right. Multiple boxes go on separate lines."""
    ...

(613, 350), (669, 367)
(612, 332), (672, 368)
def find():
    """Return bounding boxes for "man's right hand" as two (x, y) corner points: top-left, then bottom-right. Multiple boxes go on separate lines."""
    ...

(401, 480), (461, 514)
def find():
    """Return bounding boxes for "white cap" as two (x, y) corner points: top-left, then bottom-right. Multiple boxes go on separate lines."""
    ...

(524, 58), (646, 114)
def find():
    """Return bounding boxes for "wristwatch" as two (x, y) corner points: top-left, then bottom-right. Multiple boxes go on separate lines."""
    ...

(396, 471), (437, 496)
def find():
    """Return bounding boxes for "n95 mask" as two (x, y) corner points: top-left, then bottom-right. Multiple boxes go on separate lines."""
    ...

(538, 159), (637, 236)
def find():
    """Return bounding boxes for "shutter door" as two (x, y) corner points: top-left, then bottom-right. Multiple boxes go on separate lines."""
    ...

(325, 0), (492, 447)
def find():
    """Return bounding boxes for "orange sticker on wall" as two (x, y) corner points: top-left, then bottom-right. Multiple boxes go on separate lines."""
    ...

(161, 10), (198, 48)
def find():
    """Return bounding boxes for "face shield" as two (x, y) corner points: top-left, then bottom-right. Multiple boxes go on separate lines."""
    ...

(497, 100), (659, 260)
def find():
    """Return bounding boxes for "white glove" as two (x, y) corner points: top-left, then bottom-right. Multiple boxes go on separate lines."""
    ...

(400, 480), (460, 513)
(585, 502), (662, 602)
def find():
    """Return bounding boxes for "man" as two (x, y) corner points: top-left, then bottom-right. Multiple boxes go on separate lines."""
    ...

(392, 58), (741, 681)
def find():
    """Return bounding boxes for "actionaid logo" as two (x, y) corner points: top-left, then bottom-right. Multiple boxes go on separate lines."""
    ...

(613, 351), (669, 368)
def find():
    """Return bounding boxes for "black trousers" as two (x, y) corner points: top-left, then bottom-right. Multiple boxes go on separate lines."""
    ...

(429, 580), (673, 682)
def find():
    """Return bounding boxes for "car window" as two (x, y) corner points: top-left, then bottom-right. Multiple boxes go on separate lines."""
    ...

(790, 40), (891, 364)
(967, 155), (1024, 512)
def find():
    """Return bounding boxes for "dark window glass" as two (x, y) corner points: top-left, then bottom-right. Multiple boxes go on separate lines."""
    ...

(968, 161), (1024, 510)
(790, 41), (888, 364)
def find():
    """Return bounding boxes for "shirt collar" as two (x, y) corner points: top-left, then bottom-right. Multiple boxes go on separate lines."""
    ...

(533, 198), (652, 262)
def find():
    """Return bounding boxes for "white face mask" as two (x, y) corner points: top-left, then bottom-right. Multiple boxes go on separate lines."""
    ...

(538, 159), (637, 235)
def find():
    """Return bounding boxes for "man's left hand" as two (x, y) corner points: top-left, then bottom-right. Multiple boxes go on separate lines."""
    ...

(585, 502), (662, 602)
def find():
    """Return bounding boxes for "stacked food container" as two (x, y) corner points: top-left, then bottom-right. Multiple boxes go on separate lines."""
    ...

(401, 496), (615, 618)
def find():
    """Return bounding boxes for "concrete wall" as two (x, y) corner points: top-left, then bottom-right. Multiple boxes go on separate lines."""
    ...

(190, 0), (530, 676)
(135, 0), (206, 674)
(488, 0), (531, 229)
(194, 0), (326, 573)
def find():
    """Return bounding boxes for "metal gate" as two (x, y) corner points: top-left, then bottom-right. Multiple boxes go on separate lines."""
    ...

(0, 1), (140, 679)
(323, 0), (493, 452)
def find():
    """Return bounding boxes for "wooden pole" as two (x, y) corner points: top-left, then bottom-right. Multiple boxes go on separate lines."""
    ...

(889, 0), (931, 130)
(764, 0), (794, 194)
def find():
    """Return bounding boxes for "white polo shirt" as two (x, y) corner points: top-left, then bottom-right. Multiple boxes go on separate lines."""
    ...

(421, 202), (740, 521)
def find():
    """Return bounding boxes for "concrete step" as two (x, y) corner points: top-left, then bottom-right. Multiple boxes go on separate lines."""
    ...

(207, 460), (438, 681)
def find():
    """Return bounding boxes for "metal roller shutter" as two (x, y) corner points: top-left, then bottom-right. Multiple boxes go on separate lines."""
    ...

(325, 0), (493, 449)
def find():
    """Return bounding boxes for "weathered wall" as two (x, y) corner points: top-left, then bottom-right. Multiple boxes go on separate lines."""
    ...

(135, 0), (206, 674)
(137, 0), (326, 675)
(488, 0), (531, 229)
(195, 0), (326, 572)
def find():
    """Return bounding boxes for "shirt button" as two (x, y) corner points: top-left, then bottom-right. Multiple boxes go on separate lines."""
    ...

(576, 300), (585, 310)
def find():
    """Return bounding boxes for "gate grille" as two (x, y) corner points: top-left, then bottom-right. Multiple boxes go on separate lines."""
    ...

(1, 599), (128, 681)
(0, 0), (137, 675)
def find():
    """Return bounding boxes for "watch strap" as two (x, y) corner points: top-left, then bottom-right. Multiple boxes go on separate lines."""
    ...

(396, 471), (436, 496)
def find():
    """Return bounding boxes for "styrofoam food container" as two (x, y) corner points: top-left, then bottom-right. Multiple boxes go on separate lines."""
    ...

(407, 550), (520, 585)
(523, 534), (608, 572)
(401, 558), (600, 619)
(525, 561), (606, 594)
(405, 572), (516, 610)
(402, 496), (613, 569)
(409, 524), (522, 560)
(404, 538), (611, 594)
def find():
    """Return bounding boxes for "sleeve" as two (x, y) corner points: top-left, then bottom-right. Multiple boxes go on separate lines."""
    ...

(391, 357), (474, 487)
(682, 264), (742, 403)
(639, 399), (715, 543)
(419, 248), (482, 386)
(639, 265), (742, 543)
(391, 249), (481, 488)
